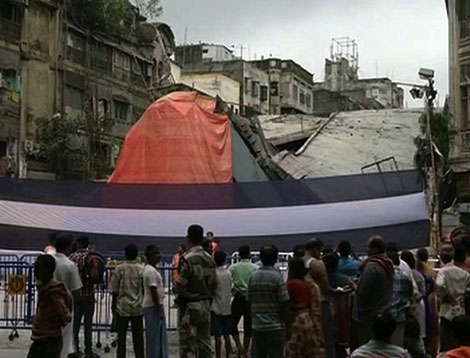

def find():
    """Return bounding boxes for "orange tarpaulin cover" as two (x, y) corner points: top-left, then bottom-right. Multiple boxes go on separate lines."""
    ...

(108, 92), (233, 184)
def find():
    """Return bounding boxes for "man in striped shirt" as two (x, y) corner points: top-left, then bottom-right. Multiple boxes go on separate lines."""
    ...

(247, 245), (291, 358)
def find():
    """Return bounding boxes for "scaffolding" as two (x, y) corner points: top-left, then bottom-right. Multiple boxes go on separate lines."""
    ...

(330, 37), (359, 75)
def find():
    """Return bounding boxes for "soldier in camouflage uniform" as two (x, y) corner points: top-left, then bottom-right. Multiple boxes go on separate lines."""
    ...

(176, 224), (217, 358)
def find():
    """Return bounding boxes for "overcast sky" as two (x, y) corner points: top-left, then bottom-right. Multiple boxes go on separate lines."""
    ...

(160, 0), (448, 108)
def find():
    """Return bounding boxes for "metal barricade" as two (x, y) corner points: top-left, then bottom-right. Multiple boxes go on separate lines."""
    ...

(0, 255), (179, 351)
(0, 261), (35, 340)
(19, 254), (42, 266)
(91, 265), (177, 352)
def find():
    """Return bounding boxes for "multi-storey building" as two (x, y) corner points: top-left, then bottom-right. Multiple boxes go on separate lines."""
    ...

(447, 0), (470, 207)
(174, 43), (237, 68)
(181, 72), (240, 113)
(0, 0), (174, 179)
(175, 45), (269, 117)
(251, 58), (314, 115)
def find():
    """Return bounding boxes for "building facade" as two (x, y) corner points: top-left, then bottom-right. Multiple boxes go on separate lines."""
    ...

(0, 0), (174, 179)
(324, 57), (358, 92)
(251, 58), (314, 115)
(350, 78), (404, 109)
(312, 88), (361, 116)
(316, 56), (404, 115)
(448, 0), (470, 202)
(174, 43), (236, 68)
(175, 46), (269, 116)
(181, 73), (240, 113)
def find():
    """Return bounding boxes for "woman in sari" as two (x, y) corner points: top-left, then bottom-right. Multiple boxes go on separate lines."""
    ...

(286, 257), (324, 358)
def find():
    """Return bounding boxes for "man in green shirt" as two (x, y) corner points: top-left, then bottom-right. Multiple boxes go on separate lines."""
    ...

(229, 245), (257, 358)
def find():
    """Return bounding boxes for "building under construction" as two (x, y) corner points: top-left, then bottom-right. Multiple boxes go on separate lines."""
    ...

(314, 37), (404, 116)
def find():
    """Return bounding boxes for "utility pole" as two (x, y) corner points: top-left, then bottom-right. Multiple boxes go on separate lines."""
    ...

(182, 26), (188, 69)
(399, 68), (439, 252)
(424, 77), (440, 253)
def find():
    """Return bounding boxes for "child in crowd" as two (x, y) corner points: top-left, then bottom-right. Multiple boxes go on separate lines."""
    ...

(28, 254), (72, 358)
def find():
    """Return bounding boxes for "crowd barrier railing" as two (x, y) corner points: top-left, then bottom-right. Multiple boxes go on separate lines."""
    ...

(0, 254), (179, 348)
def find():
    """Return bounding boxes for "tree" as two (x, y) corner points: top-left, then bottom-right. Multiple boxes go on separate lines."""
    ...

(131, 0), (162, 20)
(414, 108), (454, 248)
(35, 112), (119, 180)
(414, 111), (450, 170)
(60, 0), (159, 179)
(35, 114), (87, 179)
(68, 0), (162, 34)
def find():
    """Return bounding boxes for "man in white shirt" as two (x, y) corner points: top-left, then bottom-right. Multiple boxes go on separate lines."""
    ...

(142, 245), (168, 358)
(53, 233), (83, 358)
(436, 244), (470, 352)
(211, 251), (232, 358)
(351, 313), (412, 358)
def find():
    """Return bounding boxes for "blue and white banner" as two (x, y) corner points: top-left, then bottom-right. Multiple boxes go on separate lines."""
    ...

(0, 170), (430, 253)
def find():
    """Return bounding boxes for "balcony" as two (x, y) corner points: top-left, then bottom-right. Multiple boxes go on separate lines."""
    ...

(0, 18), (21, 45)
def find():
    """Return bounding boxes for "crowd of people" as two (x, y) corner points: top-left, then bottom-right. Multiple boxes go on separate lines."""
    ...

(25, 226), (470, 358)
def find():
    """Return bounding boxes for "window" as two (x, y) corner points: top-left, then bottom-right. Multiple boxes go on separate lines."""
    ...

(293, 84), (298, 101)
(67, 31), (86, 65)
(98, 99), (108, 119)
(260, 86), (268, 101)
(114, 51), (130, 70)
(269, 60), (277, 68)
(67, 32), (85, 52)
(270, 81), (279, 96)
(0, 141), (6, 157)
(371, 87), (380, 98)
(0, 2), (22, 23)
(252, 81), (259, 97)
(461, 64), (470, 83)
(65, 86), (84, 110)
(462, 132), (470, 152)
(299, 89), (305, 104)
(281, 62), (287, 69)
(91, 43), (111, 73)
(325, 64), (332, 75)
(462, 85), (469, 130)
(114, 100), (129, 122)
(0, 69), (19, 91)
(133, 60), (152, 81)
(245, 78), (251, 94)
(306, 94), (312, 108)
(459, 0), (470, 38)
(461, 18), (470, 39)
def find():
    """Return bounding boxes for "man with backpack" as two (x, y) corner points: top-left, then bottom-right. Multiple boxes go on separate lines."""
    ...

(70, 236), (105, 358)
